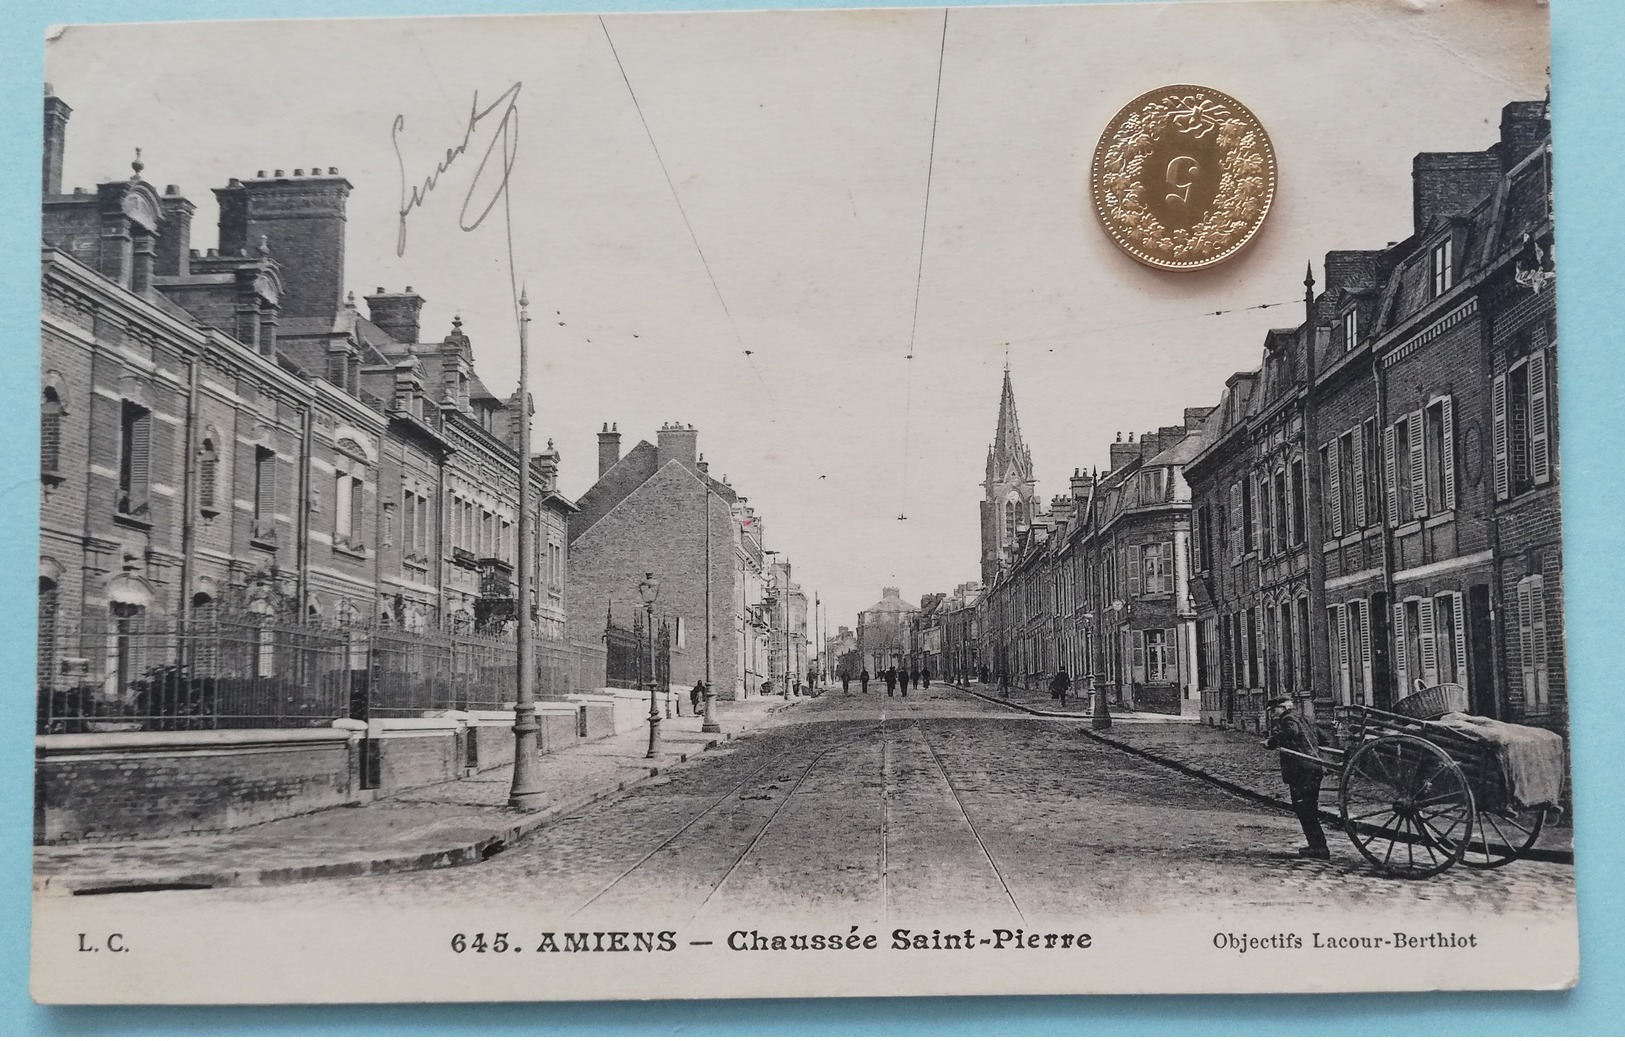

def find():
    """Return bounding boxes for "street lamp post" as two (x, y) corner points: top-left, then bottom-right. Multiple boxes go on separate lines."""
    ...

(701, 482), (720, 734)
(640, 572), (662, 758)
(508, 288), (545, 810)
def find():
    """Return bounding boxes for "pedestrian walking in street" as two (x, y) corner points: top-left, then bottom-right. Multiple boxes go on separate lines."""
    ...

(908, 667), (919, 690)
(885, 667), (897, 697)
(859, 668), (870, 694)
(807, 666), (818, 697)
(690, 679), (706, 716)
(1049, 667), (1071, 709)
(1264, 695), (1331, 860)
(841, 670), (851, 694)
(899, 668), (911, 697)
(921, 666), (931, 689)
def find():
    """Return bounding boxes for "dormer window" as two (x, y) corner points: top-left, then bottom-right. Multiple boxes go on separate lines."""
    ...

(1430, 238), (1454, 298)
(1343, 308), (1359, 351)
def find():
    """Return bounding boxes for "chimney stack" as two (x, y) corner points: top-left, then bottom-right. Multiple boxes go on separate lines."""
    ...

(215, 167), (352, 321)
(43, 88), (70, 197)
(597, 423), (621, 477)
(656, 422), (699, 471)
(365, 287), (426, 344)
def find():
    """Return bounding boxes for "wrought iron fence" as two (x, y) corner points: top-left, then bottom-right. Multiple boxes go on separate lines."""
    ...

(37, 613), (607, 734)
(603, 609), (672, 690)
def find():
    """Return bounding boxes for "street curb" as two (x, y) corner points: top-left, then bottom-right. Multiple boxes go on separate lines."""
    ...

(37, 716), (788, 896)
(952, 684), (1574, 867)
(953, 684), (1091, 719)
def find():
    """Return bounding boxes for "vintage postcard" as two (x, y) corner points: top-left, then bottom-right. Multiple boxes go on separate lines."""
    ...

(31, 0), (1573, 1002)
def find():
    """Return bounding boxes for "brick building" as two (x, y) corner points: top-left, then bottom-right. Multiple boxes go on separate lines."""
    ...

(566, 422), (780, 698)
(1184, 100), (1561, 733)
(37, 88), (593, 716)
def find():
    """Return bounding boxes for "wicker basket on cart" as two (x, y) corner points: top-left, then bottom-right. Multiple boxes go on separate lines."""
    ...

(1389, 682), (1468, 721)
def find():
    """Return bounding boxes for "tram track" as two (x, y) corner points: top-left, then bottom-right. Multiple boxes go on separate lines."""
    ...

(914, 720), (1026, 924)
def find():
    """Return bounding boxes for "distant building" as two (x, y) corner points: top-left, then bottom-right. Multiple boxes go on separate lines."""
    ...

(565, 422), (776, 698)
(857, 587), (916, 674)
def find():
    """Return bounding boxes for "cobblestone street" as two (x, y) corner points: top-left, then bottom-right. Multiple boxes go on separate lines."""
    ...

(69, 685), (1575, 922)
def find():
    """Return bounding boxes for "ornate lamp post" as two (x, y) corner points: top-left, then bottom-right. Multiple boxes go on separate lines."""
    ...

(640, 572), (662, 758)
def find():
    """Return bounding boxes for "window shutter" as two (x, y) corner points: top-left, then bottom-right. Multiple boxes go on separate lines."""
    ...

(1392, 600), (1409, 696)
(1492, 373), (1510, 501)
(353, 478), (365, 544)
(129, 411), (152, 508)
(1161, 540), (1173, 594)
(1253, 611), (1264, 690)
(1530, 574), (1549, 707)
(1166, 628), (1178, 683)
(1191, 510), (1202, 573)
(1328, 438), (1343, 537)
(1441, 396), (1457, 511)
(1409, 411), (1427, 519)
(1351, 425), (1367, 529)
(1451, 592), (1468, 693)
(1358, 599), (1374, 705)
(1131, 629), (1145, 682)
(1529, 350), (1551, 486)
(1517, 577), (1536, 707)
(1384, 423), (1399, 526)
(1229, 483), (1241, 561)
(41, 408), (60, 473)
(1251, 474), (1263, 553)
(1337, 604), (1352, 705)
(1128, 545), (1141, 596)
(1417, 597), (1437, 687)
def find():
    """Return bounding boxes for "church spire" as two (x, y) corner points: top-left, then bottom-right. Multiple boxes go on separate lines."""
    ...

(991, 365), (1031, 483)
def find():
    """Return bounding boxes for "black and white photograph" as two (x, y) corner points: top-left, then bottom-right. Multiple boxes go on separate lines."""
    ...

(30, 0), (1575, 1002)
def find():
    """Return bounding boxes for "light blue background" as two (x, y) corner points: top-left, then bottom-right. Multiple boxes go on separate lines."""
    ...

(0, 0), (1619, 1033)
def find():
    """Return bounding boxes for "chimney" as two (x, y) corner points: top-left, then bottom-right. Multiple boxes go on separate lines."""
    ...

(882, 586), (900, 600)
(365, 287), (425, 344)
(154, 187), (195, 277)
(1499, 100), (1549, 170)
(597, 423), (622, 477)
(1109, 432), (1140, 473)
(215, 167), (352, 321)
(1412, 150), (1502, 236)
(1070, 467), (1090, 503)
(656, 422), (699, 470)
(43, 88), (70, 196)
(697, 452), (709, 476)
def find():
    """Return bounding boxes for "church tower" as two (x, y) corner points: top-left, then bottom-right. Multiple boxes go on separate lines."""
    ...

(980, 364), (1039, 587)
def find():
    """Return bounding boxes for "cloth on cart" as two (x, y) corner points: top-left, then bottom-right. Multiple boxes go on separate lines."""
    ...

(1438, 713), (1565, 809)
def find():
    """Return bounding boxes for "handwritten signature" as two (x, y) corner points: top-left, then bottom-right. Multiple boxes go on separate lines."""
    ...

(393, 82), (522, 257)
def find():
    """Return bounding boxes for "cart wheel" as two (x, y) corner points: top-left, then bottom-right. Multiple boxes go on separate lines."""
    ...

(1340, 735), (1474, 879)
(1456, 805), (1548, 869)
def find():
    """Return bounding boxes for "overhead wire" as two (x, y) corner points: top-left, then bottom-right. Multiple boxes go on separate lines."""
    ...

(899, 8), (951, 522)
(598, 16), (778, 410)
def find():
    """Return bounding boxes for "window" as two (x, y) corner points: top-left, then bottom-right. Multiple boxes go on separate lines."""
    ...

(1289, 459), (1305, 546)
(1195, 504), (1212, 573)
(1241, 476), (1255, 553)
(1497, 351), (1552, 499)
(1431, 238), (1454, 298)
(118, 401), (153, 517)
(109, 601), (144, 695)
(1245, 607), (1259, 689)
(198, 438), (219, 514)
(38, 577), (58, 689)
(1279, 601), (1295, 692)
(1140, 542), (1170, 595)
(1425, 398), (1456, 514)
(1228, 483), (1243, 561)
(335, 471), (363, 544)
(1196, 618), (1216, 689)
(675, 617), (687, 650)
(1142, 628), (1174, 682)
(1516, 574), (1550, 710)
(1338, 431), (1357, 535)
(1319, 445), (1334, 536)
(1297, 596), (1312, 691)
(1273, 470), (1288, 553)
(1343, 308), (1359, 351)
(42, 388), (63, 475)
(1257, 472), (1274, 557)
(253, 445), (276, 534)
(1004, 500), (1016, 545)
(1361, 418), (1379, 527)
(402, 490), (416, 552)
(1141, 468), (1166, 503)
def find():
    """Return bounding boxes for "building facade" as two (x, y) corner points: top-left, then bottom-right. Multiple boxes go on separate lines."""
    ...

(856, 587), (917, 674)
(37, 89), (594, 719)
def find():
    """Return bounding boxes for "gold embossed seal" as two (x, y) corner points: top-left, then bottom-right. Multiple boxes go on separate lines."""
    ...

(1091, 85), (1277, 271)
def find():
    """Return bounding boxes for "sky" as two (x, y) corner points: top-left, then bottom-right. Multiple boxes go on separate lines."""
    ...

(45, 0), (1548, 632)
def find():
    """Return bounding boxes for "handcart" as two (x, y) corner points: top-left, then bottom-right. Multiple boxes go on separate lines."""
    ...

(1282, 684), (1563, 879)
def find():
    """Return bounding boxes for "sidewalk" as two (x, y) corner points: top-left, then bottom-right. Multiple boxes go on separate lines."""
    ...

(955, 682), (1574, 863)
(954, 680), (1172, 722)
(34, 695), (810, 895)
